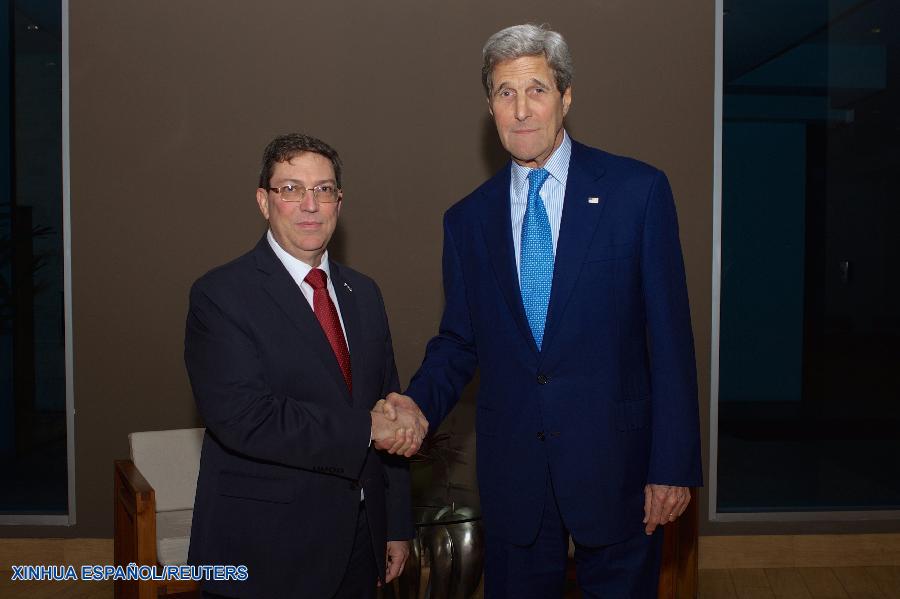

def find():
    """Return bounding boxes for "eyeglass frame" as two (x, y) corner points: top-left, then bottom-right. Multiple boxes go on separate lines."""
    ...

(267, 183), (343, 204)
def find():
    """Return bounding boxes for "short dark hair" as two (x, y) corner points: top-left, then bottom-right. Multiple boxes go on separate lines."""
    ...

(258, 133), (343, 189)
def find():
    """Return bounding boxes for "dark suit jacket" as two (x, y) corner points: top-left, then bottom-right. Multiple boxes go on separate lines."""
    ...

(406, 140), (702, 546)
(185, 236), (413, 598)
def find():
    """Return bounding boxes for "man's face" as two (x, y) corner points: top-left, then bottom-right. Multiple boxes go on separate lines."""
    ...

(488, 55), (572, 168)
(256, 152), (341, 267)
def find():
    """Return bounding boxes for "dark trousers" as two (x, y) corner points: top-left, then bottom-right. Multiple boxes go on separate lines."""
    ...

(202, 502), (378, 599)
(484, 476), (663, 599)
(332, 501), (379, 599)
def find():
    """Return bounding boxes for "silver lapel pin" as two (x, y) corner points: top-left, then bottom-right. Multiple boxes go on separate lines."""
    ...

(343, 282), (353, 292)
(588, 197), (600, 204)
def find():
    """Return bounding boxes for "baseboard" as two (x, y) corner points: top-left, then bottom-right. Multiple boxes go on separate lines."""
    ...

(0, 538), (112, 570)
(699, 533), (900, 569)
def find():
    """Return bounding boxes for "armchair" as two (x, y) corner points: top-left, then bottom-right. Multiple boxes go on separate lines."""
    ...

(113, 428), (204, 599)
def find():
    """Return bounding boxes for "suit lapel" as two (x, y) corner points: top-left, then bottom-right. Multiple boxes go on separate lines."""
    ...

(479, 165), (540, 356)
(329, 262), (368, 409)
(541, 143), (609, 357)
(254, 239), (353, 404)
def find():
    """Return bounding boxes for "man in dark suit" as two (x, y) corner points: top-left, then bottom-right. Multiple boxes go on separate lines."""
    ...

(185, 133), (425, 598)
(385, 24), (702, 597)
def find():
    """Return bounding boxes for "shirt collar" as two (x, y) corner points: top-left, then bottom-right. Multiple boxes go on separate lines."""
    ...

(510, 130), (572, 197)
(266, 229), (331, 285)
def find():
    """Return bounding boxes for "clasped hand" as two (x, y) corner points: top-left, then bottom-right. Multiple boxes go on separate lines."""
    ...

(370, 392), (429, 457)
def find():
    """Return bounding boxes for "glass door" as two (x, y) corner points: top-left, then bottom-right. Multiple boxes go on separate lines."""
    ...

(716, 0), (900, 513)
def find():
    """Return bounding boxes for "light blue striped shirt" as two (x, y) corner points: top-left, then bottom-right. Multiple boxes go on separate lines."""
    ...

(510, 131), (572, 280)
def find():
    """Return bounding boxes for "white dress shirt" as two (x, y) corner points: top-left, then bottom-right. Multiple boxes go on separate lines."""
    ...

(266, 230), (349, 347)
(509, 130), (572, 281)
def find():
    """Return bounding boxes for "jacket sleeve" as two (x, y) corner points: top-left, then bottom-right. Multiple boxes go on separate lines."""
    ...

(640, 170), (703, 487)
(184, 279), (371, 475)
(405, 213), (479, 429)
(374, 283), (416, 540)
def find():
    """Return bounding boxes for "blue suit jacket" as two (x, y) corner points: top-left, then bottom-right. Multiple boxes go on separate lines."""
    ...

(185, 237), (413, 598)
(406, 140), (702, 546)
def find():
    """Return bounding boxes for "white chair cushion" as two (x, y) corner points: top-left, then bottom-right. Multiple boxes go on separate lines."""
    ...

(129, 428), (205, 511)
(156, 509), (193, 566)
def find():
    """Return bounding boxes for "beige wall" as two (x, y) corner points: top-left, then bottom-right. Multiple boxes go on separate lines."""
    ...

(9, 0), (720, 538)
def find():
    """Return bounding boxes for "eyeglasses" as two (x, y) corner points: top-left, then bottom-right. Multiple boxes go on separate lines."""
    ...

(268, 183), (342, 203)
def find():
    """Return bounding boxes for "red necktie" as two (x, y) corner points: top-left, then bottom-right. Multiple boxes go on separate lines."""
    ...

(304, 268), (352, 392)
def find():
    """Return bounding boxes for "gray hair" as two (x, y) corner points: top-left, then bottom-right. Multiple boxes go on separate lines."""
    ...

(481, 24), (574, 97)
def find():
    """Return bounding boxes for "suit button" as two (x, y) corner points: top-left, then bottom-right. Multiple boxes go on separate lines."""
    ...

(536, 374), (549, 385)
(536, 431), (546, 441)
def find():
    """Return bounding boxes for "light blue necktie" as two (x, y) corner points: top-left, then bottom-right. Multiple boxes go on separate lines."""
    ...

(520, 168), (553, 349)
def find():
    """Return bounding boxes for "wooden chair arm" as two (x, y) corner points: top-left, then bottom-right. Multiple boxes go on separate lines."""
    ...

(115, 460), (156, 520)
(114, 459), (158, 570)
(115, 459), (154, 497)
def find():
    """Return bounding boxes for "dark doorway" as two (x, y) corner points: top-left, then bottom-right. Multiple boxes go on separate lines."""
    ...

(718, 0), (900, 512)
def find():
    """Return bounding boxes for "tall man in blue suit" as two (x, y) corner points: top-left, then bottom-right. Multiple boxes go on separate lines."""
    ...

(185, 134), (425, 598)
(385, 24), (702, 597)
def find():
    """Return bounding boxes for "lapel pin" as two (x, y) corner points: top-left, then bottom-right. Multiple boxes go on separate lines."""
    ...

(588, 197), (600, 204)
(343, 282), (353, 292)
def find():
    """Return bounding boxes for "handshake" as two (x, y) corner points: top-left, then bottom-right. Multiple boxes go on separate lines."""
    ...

(370, 393), (429, 458)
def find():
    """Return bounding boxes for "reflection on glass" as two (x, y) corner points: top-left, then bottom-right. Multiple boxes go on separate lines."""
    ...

(0, 1), (67, 515)
(718, 0), (900, 512)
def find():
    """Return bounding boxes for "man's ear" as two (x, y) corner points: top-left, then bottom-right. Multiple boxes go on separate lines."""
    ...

(486, 96), (494, 117)
(561, 86), (572, 117)
(255, 188), (270, 220)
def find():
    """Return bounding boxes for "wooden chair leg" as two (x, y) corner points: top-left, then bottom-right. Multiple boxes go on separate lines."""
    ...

(658, 487), (699, 599)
